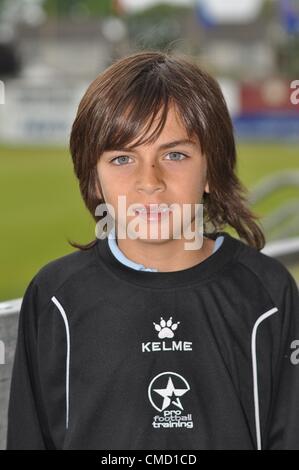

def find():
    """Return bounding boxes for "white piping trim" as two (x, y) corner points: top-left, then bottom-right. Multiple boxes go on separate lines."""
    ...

(51, 295), (70, 429)
(251, 307), (278, 450)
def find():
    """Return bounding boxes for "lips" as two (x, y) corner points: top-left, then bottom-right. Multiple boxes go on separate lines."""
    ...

(134, 204), (171, 215)
(134, 204), (172, 221)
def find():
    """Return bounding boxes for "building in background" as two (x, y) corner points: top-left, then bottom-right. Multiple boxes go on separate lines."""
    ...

(0, 0), (298, 144)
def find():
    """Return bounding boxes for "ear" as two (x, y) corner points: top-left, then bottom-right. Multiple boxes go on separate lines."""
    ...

(204, 181), (210, 194)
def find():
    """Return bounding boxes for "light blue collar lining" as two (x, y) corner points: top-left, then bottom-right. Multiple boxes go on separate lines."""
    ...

(107, 226), (224, 272)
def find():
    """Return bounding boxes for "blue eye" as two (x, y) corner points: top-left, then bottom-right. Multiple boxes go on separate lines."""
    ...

(165, 152), (188, 161)
(111, 155), (132, 165)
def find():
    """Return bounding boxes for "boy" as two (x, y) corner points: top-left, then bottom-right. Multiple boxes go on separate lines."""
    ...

(6, 51), (299, 450)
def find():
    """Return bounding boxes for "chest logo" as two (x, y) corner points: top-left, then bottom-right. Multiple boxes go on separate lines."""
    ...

(153, 316), (180, 339)
(142, 316), (193, 352)
(148, 372), (193, 429)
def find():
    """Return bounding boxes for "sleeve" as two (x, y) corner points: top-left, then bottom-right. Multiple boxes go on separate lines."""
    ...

(265, 272), (299, 449)
(6, 277), (55, 450)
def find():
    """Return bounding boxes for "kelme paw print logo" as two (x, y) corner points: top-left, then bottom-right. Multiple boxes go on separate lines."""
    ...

(153, 317), (180, 339)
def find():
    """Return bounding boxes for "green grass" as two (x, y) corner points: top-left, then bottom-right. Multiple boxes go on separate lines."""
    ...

(236, 142), (299, 218)
(0, 146), (94, 300)
(0, 142), (299, 300)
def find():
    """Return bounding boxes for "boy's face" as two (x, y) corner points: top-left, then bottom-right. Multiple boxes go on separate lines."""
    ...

(96, 103), (209, 243)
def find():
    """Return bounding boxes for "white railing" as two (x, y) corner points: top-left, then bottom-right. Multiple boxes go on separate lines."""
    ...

(0, 298), (22, 316)
(261, 236), (299, 259)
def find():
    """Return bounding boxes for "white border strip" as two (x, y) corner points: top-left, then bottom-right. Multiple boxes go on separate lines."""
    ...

(251, 307), (278, 450)
(0, 298), (23, 316)
(51, 295), (70, 429)
(261, 237), (299, 258)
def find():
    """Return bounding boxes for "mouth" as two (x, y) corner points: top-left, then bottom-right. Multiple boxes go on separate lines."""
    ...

(134, 204), (172, 220)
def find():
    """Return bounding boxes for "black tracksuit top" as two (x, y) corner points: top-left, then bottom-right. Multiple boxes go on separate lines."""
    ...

(6, 231), (299, 449)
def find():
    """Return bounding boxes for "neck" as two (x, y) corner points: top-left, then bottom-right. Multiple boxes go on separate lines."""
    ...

(115, 229), (215, 272)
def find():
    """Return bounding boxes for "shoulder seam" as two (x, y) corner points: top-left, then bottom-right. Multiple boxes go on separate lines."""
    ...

(235, 253), (285, 308)
(35, 257), (100, 311)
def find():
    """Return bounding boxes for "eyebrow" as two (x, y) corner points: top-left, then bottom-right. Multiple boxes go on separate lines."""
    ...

(110, 139), (197, 152)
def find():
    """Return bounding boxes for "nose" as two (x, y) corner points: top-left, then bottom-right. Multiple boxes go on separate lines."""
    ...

(135, 162), (165, 195)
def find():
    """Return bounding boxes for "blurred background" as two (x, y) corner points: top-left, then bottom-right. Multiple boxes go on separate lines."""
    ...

(0, 0), (299, 448)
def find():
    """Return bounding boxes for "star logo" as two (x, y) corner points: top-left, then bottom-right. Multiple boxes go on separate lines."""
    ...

(153, 376), (188, 410)
(148, 372), (190, 412)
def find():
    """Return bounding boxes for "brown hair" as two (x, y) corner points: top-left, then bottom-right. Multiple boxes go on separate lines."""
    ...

(69, 49), (265, 251)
